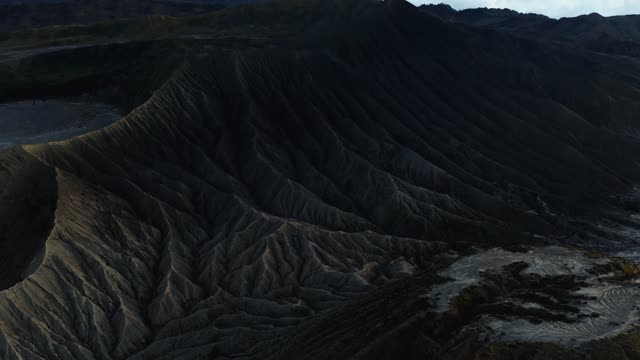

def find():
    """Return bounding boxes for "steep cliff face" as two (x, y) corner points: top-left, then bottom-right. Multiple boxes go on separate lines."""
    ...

(2, 0), (640, 358)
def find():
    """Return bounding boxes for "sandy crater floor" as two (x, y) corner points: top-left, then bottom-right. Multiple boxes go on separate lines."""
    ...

(0, 100), (120, 150)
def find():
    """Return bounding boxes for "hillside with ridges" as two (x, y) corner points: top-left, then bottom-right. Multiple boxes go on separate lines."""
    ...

(2, 0), (640, 358)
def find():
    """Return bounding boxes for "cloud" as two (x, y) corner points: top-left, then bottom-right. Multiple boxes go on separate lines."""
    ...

(411, 0), (638, 18)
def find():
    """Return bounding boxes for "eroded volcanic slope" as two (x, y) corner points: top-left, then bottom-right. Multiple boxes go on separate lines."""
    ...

(420, 4), (640, 58)
(3, 0), (640, 359)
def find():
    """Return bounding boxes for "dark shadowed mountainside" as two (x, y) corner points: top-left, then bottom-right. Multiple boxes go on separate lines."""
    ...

(0, 0), (241, 32)
(3, 0), (640, 358)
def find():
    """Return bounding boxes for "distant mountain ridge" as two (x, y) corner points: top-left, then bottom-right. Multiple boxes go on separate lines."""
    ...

(420, 4), (548, 29)
(420, 3), (640, 58)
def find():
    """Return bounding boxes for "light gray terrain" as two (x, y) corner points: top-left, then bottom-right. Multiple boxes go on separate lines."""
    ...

(431, 247), (640, 344)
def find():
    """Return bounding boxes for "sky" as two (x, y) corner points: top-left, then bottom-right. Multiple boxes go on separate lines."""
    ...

(411, 0), (640, 19)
